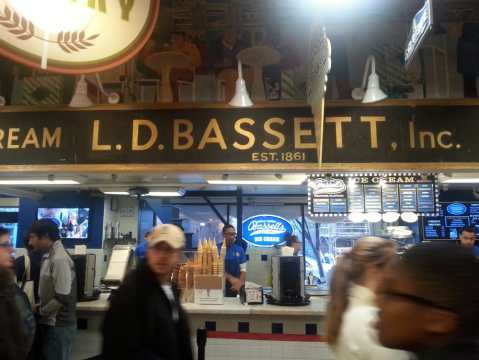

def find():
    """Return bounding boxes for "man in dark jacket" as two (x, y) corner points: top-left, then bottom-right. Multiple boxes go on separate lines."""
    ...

(102, 224), (193, 360)
(0, 227), (34, 360)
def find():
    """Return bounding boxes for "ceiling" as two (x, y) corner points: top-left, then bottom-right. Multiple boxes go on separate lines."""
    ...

(0, 171), (310, 199)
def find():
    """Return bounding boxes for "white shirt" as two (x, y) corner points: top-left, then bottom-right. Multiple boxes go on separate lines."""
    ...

(333, 285), (411, 360)
(161, 284), (179, 322)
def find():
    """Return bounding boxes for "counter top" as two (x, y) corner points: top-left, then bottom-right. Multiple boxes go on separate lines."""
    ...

(77, 293), (327, 316)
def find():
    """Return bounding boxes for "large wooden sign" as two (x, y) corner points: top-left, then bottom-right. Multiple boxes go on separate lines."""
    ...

(0, 102), (479, 171)
(0, 0), (160, 73)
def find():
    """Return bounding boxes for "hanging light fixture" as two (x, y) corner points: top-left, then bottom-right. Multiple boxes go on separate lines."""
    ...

(352, 55), (388, 103)
(229, 60), (253, 107)
(69, 75), (93, 108)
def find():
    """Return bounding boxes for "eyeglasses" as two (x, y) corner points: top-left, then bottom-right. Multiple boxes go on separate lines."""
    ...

(381, 290), (454, 312)
(0, 242), (12, 249)
(224, 232), (237, 237)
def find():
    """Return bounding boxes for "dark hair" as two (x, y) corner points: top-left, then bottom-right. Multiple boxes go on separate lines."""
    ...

(460, 227), (476, 235)
(28, 219), (60, 242)
(400, 243), (479, 338)
(326, 237), (396, 346)
(23, 235), (33, 251)
(0, 227), (10, 238)
(285, 234), (300, 247)
(222, 224), (235, 234)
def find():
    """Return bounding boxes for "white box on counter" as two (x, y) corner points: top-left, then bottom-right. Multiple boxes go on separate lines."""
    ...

(194, 275), (224, 305)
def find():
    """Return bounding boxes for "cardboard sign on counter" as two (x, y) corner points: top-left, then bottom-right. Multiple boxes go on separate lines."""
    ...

(194, 275), (224, 305)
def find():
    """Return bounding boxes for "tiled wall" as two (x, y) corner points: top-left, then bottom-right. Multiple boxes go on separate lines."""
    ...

(204, 338), (335, 360)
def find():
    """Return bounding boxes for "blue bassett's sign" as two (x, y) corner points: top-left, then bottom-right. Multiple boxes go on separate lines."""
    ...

(447, 203), (467, 216)
(242, 214), (293, 247)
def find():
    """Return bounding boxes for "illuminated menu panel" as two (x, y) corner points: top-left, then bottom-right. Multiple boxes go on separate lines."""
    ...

(348, 185), (365, 212)
(330, 197), (348, 213)
(382, 184), (400, 212)
(417, 184), (435, 213)
(423, 202), (479, 240)
(399, 184), (418, 212)
(308, 174), (437, 217)
(364, 185), (382, 212)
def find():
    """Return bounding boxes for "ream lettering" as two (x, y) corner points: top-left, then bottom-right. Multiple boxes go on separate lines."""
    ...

(325, 117), (351, 149)
(21, 128), (40, 149)
(233, 118), (255, 150)
(294, 117), (317, 149)
(0, 130), (4, 149)
(132, 119), (158, 151)
(263, 118), (285, 150)
(173, 119), (193, 150)
(361, 116), (385, 149)
(7, 128), (20, 149)
(198, 118), (227, 150)
(92, 120), (112, 151)
(43, 128), (62, 148)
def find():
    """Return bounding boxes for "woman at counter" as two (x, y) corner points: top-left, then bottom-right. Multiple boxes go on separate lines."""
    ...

(221, 225), (247, 297)
(326, 236), (410, 360)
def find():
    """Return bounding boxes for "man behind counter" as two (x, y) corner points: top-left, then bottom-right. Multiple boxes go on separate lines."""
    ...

(222, 225), (247, 297)
(459, 227), (479, 256)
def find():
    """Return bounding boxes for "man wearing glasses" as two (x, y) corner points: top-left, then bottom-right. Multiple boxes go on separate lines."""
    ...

(0, 227), (35, 360)
(376, 243), (479, 359)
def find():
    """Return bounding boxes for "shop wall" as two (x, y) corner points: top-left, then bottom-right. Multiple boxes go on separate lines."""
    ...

(101, 196), (139, 281)
(18, 191), (104, 249)
(439, 187), (479, 202)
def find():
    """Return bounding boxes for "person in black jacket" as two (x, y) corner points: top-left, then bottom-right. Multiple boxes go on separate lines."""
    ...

(0, 227), (33, 360)
(102, 224), (193, 360)
(376, 243), (479, 359)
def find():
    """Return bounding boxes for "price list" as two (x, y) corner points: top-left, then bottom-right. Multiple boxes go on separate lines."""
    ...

(313, 198), (330, 213)
(382, 184), (400, 212)
(348, 186), (365, 212)
(364, 185), (382, 212)
(417, 184), (435, 213)
(423, 218), (446, 239)
(399, 184), (418, 212)
(330, 197), (348, 213)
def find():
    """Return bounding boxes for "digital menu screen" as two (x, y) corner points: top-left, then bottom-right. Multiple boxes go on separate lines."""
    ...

(308, 174), (437, 216)
(422, 202), (479, 240)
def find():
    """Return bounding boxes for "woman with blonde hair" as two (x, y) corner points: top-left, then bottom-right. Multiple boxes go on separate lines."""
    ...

(326, 236), (410, 360)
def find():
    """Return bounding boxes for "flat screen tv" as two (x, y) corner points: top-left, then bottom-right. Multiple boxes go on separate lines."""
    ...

(422, 202), (479, 240)
(37, 208), (89, 239)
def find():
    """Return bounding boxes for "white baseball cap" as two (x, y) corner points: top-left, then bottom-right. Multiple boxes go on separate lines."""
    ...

(147, 224), (185, 249)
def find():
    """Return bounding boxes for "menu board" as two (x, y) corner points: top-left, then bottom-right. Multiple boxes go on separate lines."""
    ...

(422, 202), (479, 240)
(308, 173), (438, 217)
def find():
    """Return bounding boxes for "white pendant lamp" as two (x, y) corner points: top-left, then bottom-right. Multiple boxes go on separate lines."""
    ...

(352, 55), (388, 103)
(69, 75), (93, 108)
(229, 60), (253, 107)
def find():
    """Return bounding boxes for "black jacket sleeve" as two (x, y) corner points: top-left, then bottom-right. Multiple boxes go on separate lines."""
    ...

(0, 283), (28, 360)
(102, 273), (162, 360)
